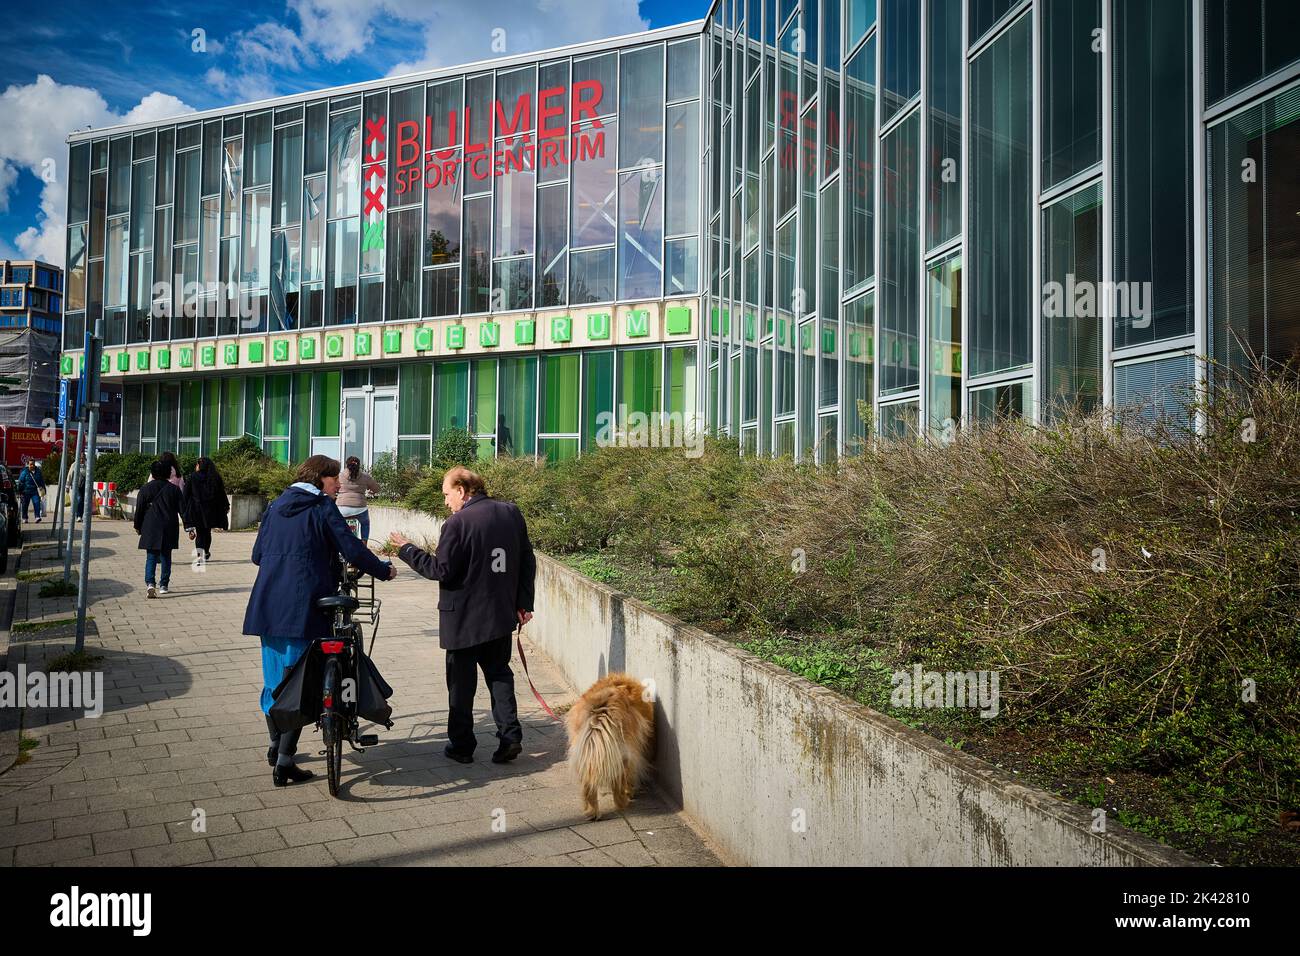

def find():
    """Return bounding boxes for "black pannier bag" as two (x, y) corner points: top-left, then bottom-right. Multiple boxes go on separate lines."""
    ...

(269, 642), (325, 733)
(355, 646), (394, 729)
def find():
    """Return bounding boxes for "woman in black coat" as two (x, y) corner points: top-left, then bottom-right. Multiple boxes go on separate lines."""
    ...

(182, 456), (230, 562)
(133, 460), (184, 598)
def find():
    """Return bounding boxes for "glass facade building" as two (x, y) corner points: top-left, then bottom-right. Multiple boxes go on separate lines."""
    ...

(62, 2), (1300, 464)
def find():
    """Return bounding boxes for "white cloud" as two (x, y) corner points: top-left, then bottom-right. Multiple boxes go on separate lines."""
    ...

(0, 75), (194, 266)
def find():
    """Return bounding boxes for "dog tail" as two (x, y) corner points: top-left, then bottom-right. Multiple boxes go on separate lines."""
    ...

(569, 689), (628, 797)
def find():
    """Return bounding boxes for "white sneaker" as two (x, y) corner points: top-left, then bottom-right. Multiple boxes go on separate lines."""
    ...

(158, 586), (169, 595)
(146, 585), (157, 599)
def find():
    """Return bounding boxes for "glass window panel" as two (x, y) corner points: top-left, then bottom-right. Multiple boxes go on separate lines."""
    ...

(926, 254), (962, 435)
(128, 161), (154, 252)
(928, 0), (962, 247)
(398, 363), (432, 436)
(105, 217), (128, 309)
(494, 140), (535, 257)
(845, 36), (875, 292)
(89, 170), (106, 258)
(971, 0), (1018, 45)
(270, 227), (300, 332)
(159, 383), (179, 451)
(569, 247), (614, 305)
(425, 154), (461, 266)
(537, 62), (569, 185)
(882, 0), (920, 123)
(845, 292), (875, 451)
(328, 110), (361, 219)
(1113, 0), (1194, 348)
(69, 142), (91, 222)
(582, 350), (614, 449)
(536, 184), (567, 308)
(388, 85), (424, 205)
(326, 217), (359, 324)
(423, 266), (459, 316)
(1209, 87), (1300, 376)
(848, 1), (877, 52)
(572, 53), (616, 116)
(470, 358), (496, 439)
(245, 377), (264, 440)
(265, 374), (290, 437)
(571, 118), (618, 247)
(435, 360), (469, 438)
(541, 353), (580, 433)
(1042, 185), (1102, 418)
(273, 124), (303, 228)
(1042, 0), (1101, 188)
(220, 375), (243, 438)
(620, 347), (662, 420)
(67, 225), (87, 311)
(202, 121), (221, 196)
(241, 190), (271, 290)
(222, 139), (243, 236)
(666, 237), (698, 295)
(969, 14), (1032, 376)
(155, 129), (174, 205)
(291, 372), (313, 461)
(666, 102), (699, 237)
(305, 101), (328, 175)
(667, 345), (696, 420)
(492, 258), (533, 311)
(1204, 0), (1300, 103)
(382, 207), (418, 322)
(462, 195), (490, 313)
(108, 137), (130, 216)
(245, 112), (272, 187)
(303, 174), (326, 281)
(174, 149), (200, 244)
(971, 379), (1032, 426)
(879, 400), (920, 440)
(620, 45), (664, 166)
(358, 273), (383, 324)
(618, 168), (664, 300)
(427, 78), (463, 152)
(668, 38), (700, 101)
(201, 196), (220, 286)
(180, 379), (202, 438)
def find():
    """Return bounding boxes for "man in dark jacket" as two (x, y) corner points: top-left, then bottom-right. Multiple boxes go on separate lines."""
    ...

(134, 460), (184, 598)
(388, 466), (536, 764)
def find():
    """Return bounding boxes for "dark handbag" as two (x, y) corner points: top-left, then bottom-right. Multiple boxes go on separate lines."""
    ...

(355, 646), (394, 729)
(269, 641), (325, 733)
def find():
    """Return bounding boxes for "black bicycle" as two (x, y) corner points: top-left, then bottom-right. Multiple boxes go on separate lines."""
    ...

(313, 518), (386, 797)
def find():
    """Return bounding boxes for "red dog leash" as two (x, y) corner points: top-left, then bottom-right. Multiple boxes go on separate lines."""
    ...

(515, 622), (560, 722)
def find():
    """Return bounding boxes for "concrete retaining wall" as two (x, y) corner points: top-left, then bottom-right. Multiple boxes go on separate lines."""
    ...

(121, 491), (267, 530)
(368, 505), (1198, 867)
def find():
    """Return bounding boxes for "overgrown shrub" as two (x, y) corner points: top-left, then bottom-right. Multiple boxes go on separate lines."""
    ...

(433, 428), (479, 469)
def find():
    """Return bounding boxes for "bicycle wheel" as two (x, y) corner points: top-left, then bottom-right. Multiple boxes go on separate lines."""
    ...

(323, 712), (344, 797)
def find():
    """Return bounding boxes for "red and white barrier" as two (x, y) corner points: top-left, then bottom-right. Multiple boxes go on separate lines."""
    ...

(94, 481), (117, 515)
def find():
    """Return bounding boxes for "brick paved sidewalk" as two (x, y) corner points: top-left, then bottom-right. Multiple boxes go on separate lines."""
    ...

(0, 520), (719, 867)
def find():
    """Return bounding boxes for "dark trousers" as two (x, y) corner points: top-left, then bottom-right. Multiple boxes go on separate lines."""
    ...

(445, 634), (522, 753)
(265, 715), (303, 764)
(194, 525), (212, 558)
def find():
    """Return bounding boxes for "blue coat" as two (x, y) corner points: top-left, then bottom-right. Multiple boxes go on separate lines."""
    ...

(242, 486), (392, 640)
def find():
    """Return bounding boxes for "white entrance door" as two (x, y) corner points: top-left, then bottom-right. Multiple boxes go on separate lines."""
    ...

(341, 386), (398, 468)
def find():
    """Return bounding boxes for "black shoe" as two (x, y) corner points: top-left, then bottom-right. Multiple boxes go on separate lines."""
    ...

(491, 741), (523, 764)
(272, 763), (314, 786)
(443, 744), (474, 764)
(266, 747), (276, 767)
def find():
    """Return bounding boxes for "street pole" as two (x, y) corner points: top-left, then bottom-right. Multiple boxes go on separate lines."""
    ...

(61, 421), (83, 576)
(53, 415), (69, 542)
(74, 322), (102, 654)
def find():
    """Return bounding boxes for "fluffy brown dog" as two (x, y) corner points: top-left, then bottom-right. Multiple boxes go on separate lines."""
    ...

(565, 673), (655, 820)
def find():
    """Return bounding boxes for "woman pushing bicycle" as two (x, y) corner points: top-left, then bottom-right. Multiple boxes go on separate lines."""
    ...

(242, 455), (397, 787)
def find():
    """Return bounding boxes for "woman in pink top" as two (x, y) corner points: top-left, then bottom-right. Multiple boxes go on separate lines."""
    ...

(335, 456), (381, 542)
(159, 451), (185, 489)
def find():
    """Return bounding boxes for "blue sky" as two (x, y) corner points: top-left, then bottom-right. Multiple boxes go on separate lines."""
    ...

(0, 0), (712, 266)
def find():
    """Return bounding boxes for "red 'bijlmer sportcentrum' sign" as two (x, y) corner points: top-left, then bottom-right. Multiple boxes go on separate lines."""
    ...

(390, 79), (609, 196)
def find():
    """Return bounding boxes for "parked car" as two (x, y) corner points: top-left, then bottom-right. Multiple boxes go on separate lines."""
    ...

(0, 464), (21, 550)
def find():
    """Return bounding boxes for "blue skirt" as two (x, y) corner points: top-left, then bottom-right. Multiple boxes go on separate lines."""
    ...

(260, 634), (313, 715)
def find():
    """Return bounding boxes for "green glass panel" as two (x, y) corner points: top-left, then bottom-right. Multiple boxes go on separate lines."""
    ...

(202, 378), (220, 455)
(666, 345), (696, 418)
(582, 351), (614, 450)
(539, 437), (579, 463)
(244, 377), (264, 441)
(541, 353), (579, 434)
(141, 383), (158, 440)
(266, 374), (290, 438)
(620, 347), (662, 419)
(475, 437), (495, 461)
(180, 379), (202, 439)
(397, 438), (431, 466)
(314, 370), (340, 437)
(123, 385), (143, 452)
(291, 372), (312, 462)
(498, 355), (537, 457)
(398, 363), (433, 435)
(159, 384), (179, 453)
(435, 361), (469, 438)
(220, 375), (243, 438)
(470, 358), (496, 436)
(263, 439), (289, 464)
